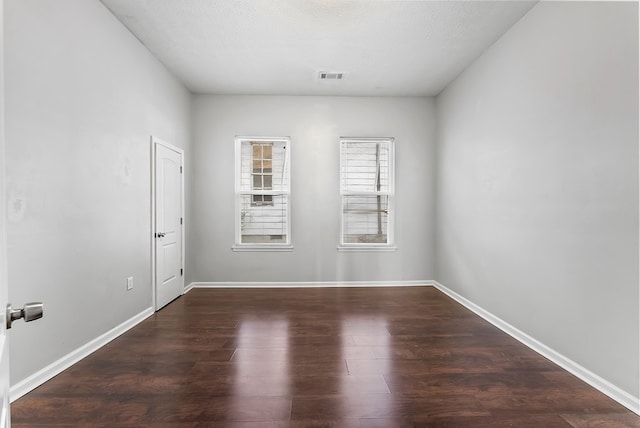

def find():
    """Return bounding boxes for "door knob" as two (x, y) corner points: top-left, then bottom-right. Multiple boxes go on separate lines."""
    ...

(6, 302), (44, 329)
(156, 232), (166, 238)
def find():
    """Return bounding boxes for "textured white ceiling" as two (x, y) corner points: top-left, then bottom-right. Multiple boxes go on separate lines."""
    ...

(100, 0), (537, 96)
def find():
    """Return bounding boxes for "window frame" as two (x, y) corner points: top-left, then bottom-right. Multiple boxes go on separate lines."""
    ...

(233, 136), (292, 252)
(338, 137), (396, 252)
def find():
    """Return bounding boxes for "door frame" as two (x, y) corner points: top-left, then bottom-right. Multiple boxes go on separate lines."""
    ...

(151, 136), (185, 311)
(0, 0), (10, 424)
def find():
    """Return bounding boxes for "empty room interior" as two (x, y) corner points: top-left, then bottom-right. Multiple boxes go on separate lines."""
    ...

(2, 0), (640, 426)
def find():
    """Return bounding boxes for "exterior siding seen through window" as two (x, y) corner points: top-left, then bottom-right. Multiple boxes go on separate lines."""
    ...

(340, 138), (394, 247)
(235, 137), (290, 248)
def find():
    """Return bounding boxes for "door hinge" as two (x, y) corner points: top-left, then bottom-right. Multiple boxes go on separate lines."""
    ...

(180, 268), (183, 276)
(180, 217), (183, 225)
(180, 166), (183, 173)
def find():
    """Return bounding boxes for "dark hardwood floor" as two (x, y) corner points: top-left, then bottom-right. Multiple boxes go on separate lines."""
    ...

(11, 287), (640, 427)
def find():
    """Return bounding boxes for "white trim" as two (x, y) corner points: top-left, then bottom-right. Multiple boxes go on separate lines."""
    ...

(187, 280), (433, 289)
(235, 136), (291, 143)
(151, 136), (185, 312)
(232, 245), (294, 252)
(150, 137), (157, 311)
(637, 4), (640, 410)
(10, 307), (154, 403)
(433, 281), (640, 415)
(183, 282), (195, 294)
(337, 245), (397, 252)
(340, 137), (396, 143)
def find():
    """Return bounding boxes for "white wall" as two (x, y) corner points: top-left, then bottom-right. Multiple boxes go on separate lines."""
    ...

(436, 1), (639, 399)
(191, 95), (436, 283)
(5, 0), (191, 386)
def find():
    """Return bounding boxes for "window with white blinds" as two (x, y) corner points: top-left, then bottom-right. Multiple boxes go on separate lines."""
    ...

(234, 137), (291, 250)
(340, 138), (394, 248)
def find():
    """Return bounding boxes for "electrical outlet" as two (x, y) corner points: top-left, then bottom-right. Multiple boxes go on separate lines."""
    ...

(127, 276), (134, 291)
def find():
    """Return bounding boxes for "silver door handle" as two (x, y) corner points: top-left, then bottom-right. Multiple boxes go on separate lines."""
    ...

(156, 232), (166, 238)
(6, 302), (43, 329)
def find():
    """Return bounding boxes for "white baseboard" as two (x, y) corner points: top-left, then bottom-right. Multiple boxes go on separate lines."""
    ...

(433, 281), (640, 415)
(187, 280), (433, 289)
(183, 282), (195, 294)
(10, 307), (154, 403)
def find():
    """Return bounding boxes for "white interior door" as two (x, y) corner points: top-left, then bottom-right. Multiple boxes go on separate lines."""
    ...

(153, 139), (184, 311)
(0, 0), (11, 423)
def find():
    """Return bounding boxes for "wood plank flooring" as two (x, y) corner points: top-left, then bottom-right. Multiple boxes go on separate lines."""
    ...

(11, 287), (640, 427)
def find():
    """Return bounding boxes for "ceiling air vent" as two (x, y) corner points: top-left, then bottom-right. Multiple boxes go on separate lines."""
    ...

(319, 72), (344, 80)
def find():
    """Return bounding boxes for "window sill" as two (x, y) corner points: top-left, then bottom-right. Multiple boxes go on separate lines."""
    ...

(337, 246), (397, 252)
(232, 245), (294, 252)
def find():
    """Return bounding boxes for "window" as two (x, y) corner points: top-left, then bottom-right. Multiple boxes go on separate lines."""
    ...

(234, 137), (291, 250)
(339, 137), (395, 250)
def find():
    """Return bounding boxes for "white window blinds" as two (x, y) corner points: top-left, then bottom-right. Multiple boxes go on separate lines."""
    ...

(340, 138), (394, 246)
(235, 137), (291, 248)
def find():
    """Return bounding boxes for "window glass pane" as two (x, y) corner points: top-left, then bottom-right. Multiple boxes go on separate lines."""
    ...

(341, 141), (390, 193)
(252, 144), (262, 160)
(240, 140), (288, 192)
(342, 195), (388, 244)
(252, 174), (262, 189)
(251, 194), (274, 206)
(263, 175), (272, 189)
(240, 194), (288, 244)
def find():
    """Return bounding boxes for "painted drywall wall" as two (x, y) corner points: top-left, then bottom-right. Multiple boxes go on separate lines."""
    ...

(190, 95), (436, 283)
(436, 1), (639, 398)
(5, 0), (191, 386)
